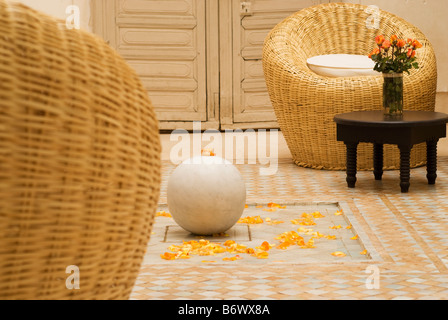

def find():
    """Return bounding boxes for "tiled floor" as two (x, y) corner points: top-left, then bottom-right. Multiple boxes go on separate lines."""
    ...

(131, 157), (448, 300)
(147, 202), (376, 265)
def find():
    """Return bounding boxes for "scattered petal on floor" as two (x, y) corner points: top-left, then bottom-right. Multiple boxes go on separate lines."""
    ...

(256, 241), (274, 251)
(238, 216), (264, 224)
(331, 251), (347, 257)
(291, 217), (316, 226)
(159, 208), (365, 262)
(160, 252), (177, 260)
(266, 217), (284, 225)
(311, 211), (325, 218)
(301, 238), (315, 249)
(267, 202), (286, 209)
(252, 251), (269, 259)
(330, 225), (342, 229)
(223, 255), (242, 261)
(156, 211), (172, 218)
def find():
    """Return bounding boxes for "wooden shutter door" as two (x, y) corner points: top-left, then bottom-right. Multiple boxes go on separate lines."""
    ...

(113, 0), (207, 124)
(92, 0), (331, 130)
(229, 0), (329, 129)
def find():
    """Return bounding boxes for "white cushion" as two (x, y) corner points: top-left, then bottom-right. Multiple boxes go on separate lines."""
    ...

(307, 54), (380, 77)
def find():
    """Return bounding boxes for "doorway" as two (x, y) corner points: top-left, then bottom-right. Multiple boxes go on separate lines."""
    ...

(91, 0), (329, 130)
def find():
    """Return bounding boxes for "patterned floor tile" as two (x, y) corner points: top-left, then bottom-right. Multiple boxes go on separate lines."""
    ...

(130, 157), (448, 300)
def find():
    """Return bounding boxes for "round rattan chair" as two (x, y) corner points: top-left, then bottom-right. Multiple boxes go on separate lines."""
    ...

(0, 1), (161, 299)
(263, 2), (437, 170)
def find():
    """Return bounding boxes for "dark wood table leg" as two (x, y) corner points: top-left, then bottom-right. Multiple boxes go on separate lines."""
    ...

(398, 145), (412, 193)
(345, 142), (358, 188)
(373, 143), (383, 180)
(426, 139), (439, 185)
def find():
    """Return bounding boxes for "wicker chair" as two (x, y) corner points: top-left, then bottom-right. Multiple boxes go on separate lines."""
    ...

(0, 1), (161, 299)
(263, 2), (437, 170)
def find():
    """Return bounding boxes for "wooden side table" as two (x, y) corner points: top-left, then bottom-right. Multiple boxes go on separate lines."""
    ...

(334, 111), (448, 193)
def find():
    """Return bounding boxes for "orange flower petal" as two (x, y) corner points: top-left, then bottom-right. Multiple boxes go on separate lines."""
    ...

(223, 255), (242, 261)
(256, 241), (273, 251)
(300, 238), (315, 249)
(201, 148), (215, 156)
(331, 251), (346, 257)
(245, 248), (255, 254)
(267, 202), (286, 209)
(360, 249), (368, 255)
(350, 235), (359, 240)
(160, 252), (177, 260)
(297, 227), (314, 234)
(312, 211), (325, 219)
(224, 240), (236, 247)
(291, 218), (316, 226)
(277, 242), (290, 250)
(238, 216), (263, 224)
(156, 211), (172, 218)
(265, 217), (284, 225)
(314, 232), (326, 238)
(253, 251), (269, 259)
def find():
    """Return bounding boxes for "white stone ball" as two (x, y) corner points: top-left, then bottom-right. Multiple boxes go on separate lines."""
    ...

(167, 156), (246, 235)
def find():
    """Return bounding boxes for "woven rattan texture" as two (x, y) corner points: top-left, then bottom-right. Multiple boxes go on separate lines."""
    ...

(263, 2), (437, 170)
(0, 1), (161, 299)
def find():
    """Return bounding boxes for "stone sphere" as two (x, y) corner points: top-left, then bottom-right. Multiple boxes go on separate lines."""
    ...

(167, 156), (246, 235)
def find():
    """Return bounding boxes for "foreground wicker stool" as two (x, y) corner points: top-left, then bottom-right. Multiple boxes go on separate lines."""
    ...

(0, 1), (161, 299)
(263, 2), (437, 170)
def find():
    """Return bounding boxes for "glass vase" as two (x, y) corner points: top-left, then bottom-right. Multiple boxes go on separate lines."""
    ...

(383, 72), (403, 119)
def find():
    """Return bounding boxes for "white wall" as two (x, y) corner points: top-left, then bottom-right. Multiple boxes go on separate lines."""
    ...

(16, 0), (446, 92)
(344, 0), (448, 93)
(16, 0), (447, 91)
(15, 0), (91, 31)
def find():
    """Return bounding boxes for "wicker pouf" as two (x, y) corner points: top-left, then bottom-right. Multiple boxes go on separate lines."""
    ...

(263, 3), (437, 170)
(0, 1), (161, 299)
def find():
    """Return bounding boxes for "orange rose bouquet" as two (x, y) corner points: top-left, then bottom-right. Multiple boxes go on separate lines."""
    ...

(369, 34), (422, 74)
(369, 34), (423, 117)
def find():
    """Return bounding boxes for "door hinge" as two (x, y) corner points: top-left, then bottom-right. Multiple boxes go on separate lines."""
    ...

(240, 1), (253, 16)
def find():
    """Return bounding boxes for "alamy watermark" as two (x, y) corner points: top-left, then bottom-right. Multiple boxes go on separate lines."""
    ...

(65, 5), (80, 30)
(66, 265), (80, 290)
(365, 265), (380, 289)
(365, 5), (380, 30)
(170, 122), (279, 176)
